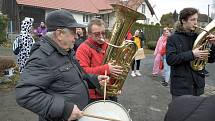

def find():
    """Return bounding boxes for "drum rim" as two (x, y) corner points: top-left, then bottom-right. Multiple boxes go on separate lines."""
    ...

(82, 100), (132, 121)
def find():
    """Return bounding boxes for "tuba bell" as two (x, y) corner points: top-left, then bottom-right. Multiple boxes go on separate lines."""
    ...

(191, 19), (215, 71)
(101, 4), (146, 96)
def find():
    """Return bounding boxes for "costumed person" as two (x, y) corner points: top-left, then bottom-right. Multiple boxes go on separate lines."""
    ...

(160, 28), (172, 86)
(152, 28), (168, 76)
(14, 17), (35, 73)
(131, 30), (143, 77)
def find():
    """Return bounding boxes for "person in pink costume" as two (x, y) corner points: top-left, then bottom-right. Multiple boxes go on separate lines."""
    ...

(152, 28), (168, 76)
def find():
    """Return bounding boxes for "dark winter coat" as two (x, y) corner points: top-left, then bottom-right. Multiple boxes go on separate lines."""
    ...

(15, 36), (101, 121)
(165, 95), (215, 121)
(166, 23), (215, 96)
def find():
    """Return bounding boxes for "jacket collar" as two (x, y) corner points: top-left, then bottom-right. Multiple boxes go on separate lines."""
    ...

(174, 21), (199, 37)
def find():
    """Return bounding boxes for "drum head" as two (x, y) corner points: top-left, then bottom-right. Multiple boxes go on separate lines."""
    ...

(78, 100), (131, 121)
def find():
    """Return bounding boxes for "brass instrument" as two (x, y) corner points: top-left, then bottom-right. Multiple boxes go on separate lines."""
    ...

(191, 19), (215, 71)
(102, 4), (146, 96)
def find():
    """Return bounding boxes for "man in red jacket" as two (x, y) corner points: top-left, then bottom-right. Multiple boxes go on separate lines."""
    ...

(76, 19), (123, 102)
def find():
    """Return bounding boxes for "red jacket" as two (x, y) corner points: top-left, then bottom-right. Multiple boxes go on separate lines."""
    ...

(126, 31), (133, 40)
(76, 38), (110, 99)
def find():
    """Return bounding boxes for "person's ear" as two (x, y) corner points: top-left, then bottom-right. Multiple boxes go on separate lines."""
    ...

(182, 19), (186, 24)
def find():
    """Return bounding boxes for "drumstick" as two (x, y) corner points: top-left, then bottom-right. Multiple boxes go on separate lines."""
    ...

(83, 113), (121, 121)
(104, 70), (107, 102)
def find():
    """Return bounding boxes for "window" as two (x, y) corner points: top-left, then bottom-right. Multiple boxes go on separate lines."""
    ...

(147, 18), (150, 24)
(83, 15), (85, 22)
(144, 18), (150, 24)
(142, 4), (145, 13)
(86, 15), (88, 22)
(83, 15), (89, 22)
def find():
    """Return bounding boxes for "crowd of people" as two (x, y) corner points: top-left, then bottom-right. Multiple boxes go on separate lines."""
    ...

(12, 7), (215, 121)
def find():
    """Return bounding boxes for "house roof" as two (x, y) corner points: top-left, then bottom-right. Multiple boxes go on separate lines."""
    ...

(108, 0), (155, 15)
(145, 0), (155, 15)
(16, 0), (155, 15)
(198, 14), (212, 22)
(16, 0), (113, 14)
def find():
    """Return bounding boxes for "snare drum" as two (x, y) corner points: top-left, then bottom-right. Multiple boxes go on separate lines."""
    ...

(78, 100), (131, 121)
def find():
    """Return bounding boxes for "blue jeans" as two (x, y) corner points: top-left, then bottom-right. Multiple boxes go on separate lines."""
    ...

(163, 55), (170, 83)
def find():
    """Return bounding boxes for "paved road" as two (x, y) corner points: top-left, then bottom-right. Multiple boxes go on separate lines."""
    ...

(0, 53), (215, 121)
(0, 47), (13, 56)
(0, 47), (15, 60)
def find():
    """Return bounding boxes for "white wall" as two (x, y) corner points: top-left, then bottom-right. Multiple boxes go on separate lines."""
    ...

(107, 12), (116, 30)
(45, 9), (115, 30)
(136, 2), (159, 25)
(45, 9), (92, 26)
(72, 12), (93, 26)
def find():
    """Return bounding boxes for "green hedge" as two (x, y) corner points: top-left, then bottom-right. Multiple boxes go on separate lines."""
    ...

(106, 23), (163, 50)
(147, 41), (157, 50)
(0, 15), (8, 44)
(131, 23), (163, 49)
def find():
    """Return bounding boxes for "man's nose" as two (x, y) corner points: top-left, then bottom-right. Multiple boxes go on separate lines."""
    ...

(194, 20), (198, 25)
(99, 34), (104, 38)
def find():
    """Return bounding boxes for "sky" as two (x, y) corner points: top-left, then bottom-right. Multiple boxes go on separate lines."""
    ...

(148, 0), (214, 20)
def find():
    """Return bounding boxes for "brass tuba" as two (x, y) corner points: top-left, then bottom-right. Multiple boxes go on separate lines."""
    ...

(191, 19), (215, 71)
(102, 4), (146, 96)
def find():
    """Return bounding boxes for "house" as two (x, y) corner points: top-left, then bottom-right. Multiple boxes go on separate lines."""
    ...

(1, 0), (156, 32)
(198, 14), (212, 28)
(1, 0), (114, 32)
(136, 1), (158, 25)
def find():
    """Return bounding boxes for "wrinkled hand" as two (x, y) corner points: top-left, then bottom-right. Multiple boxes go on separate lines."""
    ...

(68, 105), (83, 121)
(98, 75), (110, 86)
(207, 34), (215, 45)
(192, 46), (210, 60)
(108, 62), (123, 77)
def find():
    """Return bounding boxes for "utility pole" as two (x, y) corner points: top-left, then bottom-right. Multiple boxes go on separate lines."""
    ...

(208, 4), (210, 23)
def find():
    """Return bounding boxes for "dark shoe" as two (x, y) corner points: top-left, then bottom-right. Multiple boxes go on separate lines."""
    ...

(204, 70), (209, 77)
(152, 74), (158, 77)
(161, 81), (168, 87)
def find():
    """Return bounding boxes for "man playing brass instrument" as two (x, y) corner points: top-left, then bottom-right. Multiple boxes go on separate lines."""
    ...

(166, 8), (215, 100)
(76, 19), (123, 102)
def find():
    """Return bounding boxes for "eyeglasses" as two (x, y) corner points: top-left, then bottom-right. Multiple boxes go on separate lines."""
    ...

(92, 31), (105, 37)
